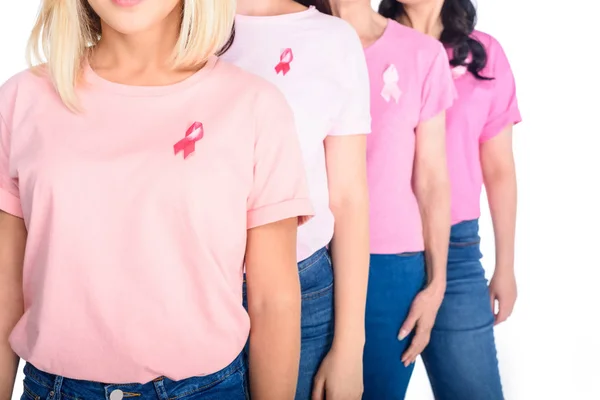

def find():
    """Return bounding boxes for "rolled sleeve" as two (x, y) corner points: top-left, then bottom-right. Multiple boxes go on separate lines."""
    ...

(0, 112), (22, 218)
(247, 198), (314, 230)
(247, 85), (314, 229)
(480, 37), (522, 142)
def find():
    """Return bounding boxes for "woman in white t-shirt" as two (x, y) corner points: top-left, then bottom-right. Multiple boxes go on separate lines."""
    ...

(222, 1), (371, 399)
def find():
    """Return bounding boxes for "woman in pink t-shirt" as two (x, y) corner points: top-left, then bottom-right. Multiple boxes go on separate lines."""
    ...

(0, 1), (314, 399)
(379, 0), (522, 399)
(307, 0), (456, 398)
(222, 2), (371, 399)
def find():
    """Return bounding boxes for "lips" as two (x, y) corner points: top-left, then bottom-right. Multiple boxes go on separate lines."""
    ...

(111, 0), (143, 7)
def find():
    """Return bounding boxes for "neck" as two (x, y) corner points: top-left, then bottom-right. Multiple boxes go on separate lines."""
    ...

(399, 0), (444, 39)
(332, 1), (386, 47)
(236, 0), (305, 16)
(92, 5), (181, 70)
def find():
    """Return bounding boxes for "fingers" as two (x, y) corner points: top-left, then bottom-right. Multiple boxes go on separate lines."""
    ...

(494, 297), (516, 326)
(490, 292), (497, 315)
(311, 374), (325, 400)
(398, 308), (419, 341)
(401, 326), (431, 367)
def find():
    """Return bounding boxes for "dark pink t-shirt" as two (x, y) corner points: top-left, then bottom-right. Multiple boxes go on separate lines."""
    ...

(446, 31), (522, 224)
(365, 20), (456, 254)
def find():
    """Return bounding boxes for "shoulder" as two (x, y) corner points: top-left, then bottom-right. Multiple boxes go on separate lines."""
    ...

(471, 30), (513, 74)
(471, 30), (507, 57)
(213, 58), (285, 98)
(0, 67), (52, 103)
(305, 10), (355, 34)
(304, 11), (363, 48)
(0, 67), (54, 121)
(213, 58), (290, 117)
(471, 30), (495, 47)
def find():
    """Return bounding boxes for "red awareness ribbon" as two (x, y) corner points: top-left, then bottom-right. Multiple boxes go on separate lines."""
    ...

(174, 122), (204, 159)
(274, 48), (294, 76)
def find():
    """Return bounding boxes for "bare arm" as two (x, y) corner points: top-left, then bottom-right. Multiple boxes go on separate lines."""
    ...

(325, 134), (369, 351)
(481, 126), (517, 324)
(311, 134), (369, 400)
(0, 211), (26, 399)
(400, 112), (450, 365)
(481, 126), (516, 274)
(414, 112), (450, 293)
(246, 217), (301, 400)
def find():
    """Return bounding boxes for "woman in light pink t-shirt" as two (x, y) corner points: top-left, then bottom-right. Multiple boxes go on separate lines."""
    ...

(380, 0), (522, 399)
(0, 1), (314, 399)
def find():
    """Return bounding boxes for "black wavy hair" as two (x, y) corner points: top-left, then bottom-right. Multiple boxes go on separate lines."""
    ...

(379, 0), (492, 80)
(295, 0), (332, 14)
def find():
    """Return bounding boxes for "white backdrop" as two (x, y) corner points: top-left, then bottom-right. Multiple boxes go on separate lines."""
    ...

(2, 1), (599, 399)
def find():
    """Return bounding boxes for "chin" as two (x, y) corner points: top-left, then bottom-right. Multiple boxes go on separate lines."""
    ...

(397, 0), (425, 4)
(103, 18), (158, 35)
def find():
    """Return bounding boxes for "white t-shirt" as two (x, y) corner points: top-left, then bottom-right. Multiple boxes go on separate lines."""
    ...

(222, 6), (371, 261)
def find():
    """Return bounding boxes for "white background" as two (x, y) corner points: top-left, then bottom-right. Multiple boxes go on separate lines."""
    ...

(2, 1), (599, 399)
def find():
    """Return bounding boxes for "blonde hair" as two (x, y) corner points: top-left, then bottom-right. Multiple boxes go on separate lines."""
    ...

(27, 0), (235, 111)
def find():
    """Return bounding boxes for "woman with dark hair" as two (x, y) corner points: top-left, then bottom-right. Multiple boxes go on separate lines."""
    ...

(221, 1), (371, 399)
(306, 0), (456, 399)
(377, 1), (521, 399)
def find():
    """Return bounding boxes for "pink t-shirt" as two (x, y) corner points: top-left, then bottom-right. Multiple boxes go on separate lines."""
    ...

(0, 57), (313, 383)
(447, 31), (521, 224)
(366, 20), (456, 254)
(221, 6), (371, 261)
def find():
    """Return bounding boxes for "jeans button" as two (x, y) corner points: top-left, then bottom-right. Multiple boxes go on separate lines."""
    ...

(110, 389), (124, 400)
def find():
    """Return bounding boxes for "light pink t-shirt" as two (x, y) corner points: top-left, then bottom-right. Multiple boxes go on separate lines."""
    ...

(366, 20), (456, 254)
(221, 6), (371, 261)
(0, 57), (313, 383)
(447, 31), (521, 224)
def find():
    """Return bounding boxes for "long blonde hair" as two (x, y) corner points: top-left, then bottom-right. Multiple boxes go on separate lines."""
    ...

(27, 0), (235, 111)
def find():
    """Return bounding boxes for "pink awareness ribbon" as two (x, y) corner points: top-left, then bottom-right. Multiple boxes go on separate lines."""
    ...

(174, 122), (204, 159)
(381, 64), (401, 103)
(275, 48), (294, 76)
(451, 65), (467, 79)
(451, 55), (473, 79)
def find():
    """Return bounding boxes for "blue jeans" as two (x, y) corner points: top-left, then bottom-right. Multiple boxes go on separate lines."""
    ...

(20, 353), (248, 400)
(421, 219), (504, 400)
(362, 252), (426, 400)
(242, 247), (334, 400)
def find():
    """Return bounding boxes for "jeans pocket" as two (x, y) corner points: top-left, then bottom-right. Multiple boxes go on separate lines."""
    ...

(298, 250), (333, 300)
(21, 378), (46, 400)
(21, 386), (39, 400)
(197, 368), (247, 400)
(174, 357), (246, 400)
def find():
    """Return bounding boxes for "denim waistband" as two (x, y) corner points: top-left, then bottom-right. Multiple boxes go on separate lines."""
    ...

(298, 246), (329, 269)
(450, 219), (480, 242)
(23, 352), (245, 398)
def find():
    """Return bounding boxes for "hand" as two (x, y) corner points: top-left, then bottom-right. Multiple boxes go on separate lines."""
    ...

(398, 285), (444, 367)
(489, 269), (517, 325)
(312, 345), (363, 400)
